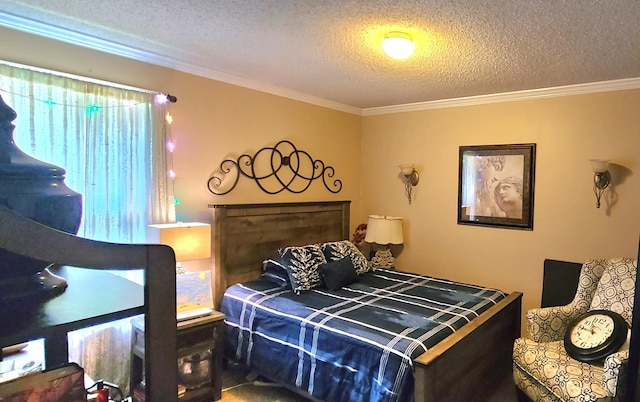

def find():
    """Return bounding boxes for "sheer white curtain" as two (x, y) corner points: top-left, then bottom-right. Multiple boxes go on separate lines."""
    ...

(0, 61), (175, 394)
(0, 63), (175, 241)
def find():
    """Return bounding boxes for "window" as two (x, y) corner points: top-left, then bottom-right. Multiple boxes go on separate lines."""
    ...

(0, 61), (175, 243)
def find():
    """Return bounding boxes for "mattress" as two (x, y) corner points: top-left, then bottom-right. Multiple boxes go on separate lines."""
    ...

(221, 268), (506, 402)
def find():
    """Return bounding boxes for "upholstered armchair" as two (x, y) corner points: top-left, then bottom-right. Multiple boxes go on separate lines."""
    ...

(513, 258), (637, 402)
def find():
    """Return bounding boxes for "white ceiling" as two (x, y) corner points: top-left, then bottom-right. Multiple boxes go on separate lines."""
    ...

(1, 0), (639, 113)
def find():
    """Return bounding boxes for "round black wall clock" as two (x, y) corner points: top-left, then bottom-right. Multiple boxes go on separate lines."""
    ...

(564, 309), (628, 363)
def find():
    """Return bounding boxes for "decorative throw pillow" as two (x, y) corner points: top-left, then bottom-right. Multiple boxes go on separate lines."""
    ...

(260, 258), (292, 289)
(275, 244), (327, 294)
(320, 240), (370, 275)
(319, 256), (359, 291)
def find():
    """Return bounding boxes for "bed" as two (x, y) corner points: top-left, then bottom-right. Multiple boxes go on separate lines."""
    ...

(209, 201), (523, 402)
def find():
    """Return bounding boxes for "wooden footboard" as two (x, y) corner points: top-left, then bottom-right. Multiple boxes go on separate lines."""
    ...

(414, 291), (522, 402)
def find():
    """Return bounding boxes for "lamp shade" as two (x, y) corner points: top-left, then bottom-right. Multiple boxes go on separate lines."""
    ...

(399, 164), (414, 176)
(364, 215), (403, 245)
(147, 222), (211, 262)
(589, 159), (610, 173)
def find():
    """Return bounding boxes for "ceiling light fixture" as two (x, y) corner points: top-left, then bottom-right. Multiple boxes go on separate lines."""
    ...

(382, 32), (415, 60)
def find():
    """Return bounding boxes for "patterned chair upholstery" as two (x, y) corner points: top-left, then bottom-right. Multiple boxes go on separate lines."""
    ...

(513, 258), (637, 402)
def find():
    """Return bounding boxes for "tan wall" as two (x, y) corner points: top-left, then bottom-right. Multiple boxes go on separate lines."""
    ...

(0, 26), (362, 273)
(2, 27), (639, 327)
(361, 91), (640, 323)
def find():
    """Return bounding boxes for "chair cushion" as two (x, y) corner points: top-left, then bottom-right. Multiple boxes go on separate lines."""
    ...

(513, 338), (609, 402)
(513, 366), (564, 402)
(589, 258), (637, 324)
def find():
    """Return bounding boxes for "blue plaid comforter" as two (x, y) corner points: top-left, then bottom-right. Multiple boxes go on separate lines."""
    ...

(221, 269), (506, 402)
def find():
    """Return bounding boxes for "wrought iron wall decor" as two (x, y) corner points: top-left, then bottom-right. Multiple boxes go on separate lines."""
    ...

(207, 140), (342, 195)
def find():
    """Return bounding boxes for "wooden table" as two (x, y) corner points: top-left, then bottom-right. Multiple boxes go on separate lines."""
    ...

(0, 266), (144, 369)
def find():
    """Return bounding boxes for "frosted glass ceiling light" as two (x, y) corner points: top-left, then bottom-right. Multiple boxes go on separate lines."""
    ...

(382, 32), (415, 60)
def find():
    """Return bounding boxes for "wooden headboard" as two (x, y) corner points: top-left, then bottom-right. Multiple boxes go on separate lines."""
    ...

(208, 201), (350, 306)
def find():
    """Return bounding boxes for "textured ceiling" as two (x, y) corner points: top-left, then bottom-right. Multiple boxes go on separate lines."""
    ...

(0, 0), (639, 111)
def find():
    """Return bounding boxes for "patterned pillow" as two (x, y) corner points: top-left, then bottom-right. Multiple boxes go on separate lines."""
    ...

(589, 258), (637, 323)
(320, 240), (370, 275)
(274, 245), (327, 294)
(260, 258), (292, 289)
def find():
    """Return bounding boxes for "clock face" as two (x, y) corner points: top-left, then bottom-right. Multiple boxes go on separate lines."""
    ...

(564, 309), (629, 363)
(569, 314), (614, 349)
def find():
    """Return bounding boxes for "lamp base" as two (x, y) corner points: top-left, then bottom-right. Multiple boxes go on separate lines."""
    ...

(370, 249), (396, 269)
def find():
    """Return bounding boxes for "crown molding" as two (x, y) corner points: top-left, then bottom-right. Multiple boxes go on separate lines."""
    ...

(362, 78), (640, 116)
(2, 12), (638, 118)
(0, 12), (361, 115)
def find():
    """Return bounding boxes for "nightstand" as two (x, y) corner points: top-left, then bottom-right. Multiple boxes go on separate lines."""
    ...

(130, 311), (225, 401)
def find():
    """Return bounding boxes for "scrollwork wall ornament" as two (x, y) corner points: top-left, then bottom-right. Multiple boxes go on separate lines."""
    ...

(207, 140), (342, 195)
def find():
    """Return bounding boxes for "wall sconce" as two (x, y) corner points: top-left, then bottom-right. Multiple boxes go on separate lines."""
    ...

(364, 215), (403, 269)
(399, 164), (419, 204)
(147, 222), (211, 274)
(589, 159), (610, 209)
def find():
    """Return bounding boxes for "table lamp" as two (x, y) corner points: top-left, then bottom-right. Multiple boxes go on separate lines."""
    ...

(364, 215), (403, 269)
(147, 222), (211, 274)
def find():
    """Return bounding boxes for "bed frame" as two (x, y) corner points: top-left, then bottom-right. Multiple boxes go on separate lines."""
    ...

(209, 201), (523, 402)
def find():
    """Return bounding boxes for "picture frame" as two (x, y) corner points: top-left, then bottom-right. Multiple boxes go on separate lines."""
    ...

(457, 143), (536, 230)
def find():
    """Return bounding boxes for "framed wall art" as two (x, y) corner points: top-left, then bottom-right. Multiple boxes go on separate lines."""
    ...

(458, 143), (536, 230)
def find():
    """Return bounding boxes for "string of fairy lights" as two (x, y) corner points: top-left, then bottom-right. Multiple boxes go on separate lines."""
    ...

(0, 87), (180, 205)
(154, 93), (179, 198)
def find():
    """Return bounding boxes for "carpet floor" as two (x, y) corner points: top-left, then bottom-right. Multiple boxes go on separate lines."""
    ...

(221, 361), (305, 402)
(219, 360), (519, 402)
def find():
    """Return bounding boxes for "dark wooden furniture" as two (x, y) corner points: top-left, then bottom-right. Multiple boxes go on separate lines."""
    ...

(0, 205), (177, 401)
(130, 312), (225, 401)
(209, 200), (523, 402)
(0, 266), (144, 368)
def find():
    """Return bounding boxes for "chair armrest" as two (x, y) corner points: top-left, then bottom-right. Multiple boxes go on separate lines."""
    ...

(528, 259), (609, 342)
(526, 304), (588, 342)
(603, 349), (629, 397)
